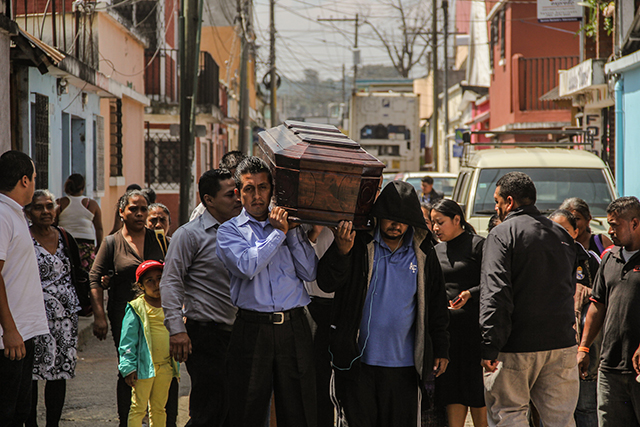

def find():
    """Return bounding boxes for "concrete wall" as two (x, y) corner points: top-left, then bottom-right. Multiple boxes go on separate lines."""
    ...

(27, 67), (101, 198)
(95, 12), (148, 233)
(0, 31), (10, 153)
(621, 66), (640, 197)
(488, 2), (579, 131)
(97, 13), (146, 92)
(201, 26), (256, 109)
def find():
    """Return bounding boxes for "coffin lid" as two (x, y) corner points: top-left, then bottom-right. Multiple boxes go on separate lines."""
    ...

(259, 122), (385, 172)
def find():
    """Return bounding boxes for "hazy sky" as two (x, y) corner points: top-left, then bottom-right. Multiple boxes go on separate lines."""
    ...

(252, 0), (435, 81)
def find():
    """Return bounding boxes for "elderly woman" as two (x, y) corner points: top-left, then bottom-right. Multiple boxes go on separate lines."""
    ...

(147, 203), (172, 238)
(24, 190), (83, 427)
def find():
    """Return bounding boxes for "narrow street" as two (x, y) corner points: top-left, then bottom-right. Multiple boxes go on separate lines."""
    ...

(31, 318), (475, 426)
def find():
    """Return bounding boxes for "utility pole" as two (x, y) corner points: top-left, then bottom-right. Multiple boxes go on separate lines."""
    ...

(443, 0), (449, 172)
(353, 13), (359, 93)
(317, 15), (359, 93)
(269, 0), (277, 127)
(431, 0), (439, 171)
(341, 64), (346, 128)
(238, 0), (251, 153)
(179, 0), (204, 225)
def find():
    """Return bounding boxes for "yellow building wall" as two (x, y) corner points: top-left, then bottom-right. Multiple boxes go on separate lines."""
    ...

(200, 26), (256, 109)
(97, 13), (146, 93)
(96, 13), (147, 232)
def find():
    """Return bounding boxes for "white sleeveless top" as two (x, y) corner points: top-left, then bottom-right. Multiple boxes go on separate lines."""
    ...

(58, 195), (96, 242)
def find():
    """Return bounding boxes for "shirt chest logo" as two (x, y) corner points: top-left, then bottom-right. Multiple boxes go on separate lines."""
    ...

(409, 262), (417, 274)
(576, 266), (585, 280)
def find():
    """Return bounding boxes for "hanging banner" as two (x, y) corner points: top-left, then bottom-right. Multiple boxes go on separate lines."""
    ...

(537, 0), (582, 23)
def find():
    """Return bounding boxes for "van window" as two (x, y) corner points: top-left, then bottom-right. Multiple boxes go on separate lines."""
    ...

(473, 168), (613, 216)
(453, 172), (470, 204)
(406, 176), (457, 197)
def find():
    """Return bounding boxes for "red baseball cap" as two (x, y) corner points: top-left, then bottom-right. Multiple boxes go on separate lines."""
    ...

(135, 260), (164, 282)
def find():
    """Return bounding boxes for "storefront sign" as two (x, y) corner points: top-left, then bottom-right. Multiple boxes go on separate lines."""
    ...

(537, 0), (582, 23)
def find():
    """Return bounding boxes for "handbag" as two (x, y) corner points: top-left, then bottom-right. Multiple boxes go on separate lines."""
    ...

(58, 227), (93, 316)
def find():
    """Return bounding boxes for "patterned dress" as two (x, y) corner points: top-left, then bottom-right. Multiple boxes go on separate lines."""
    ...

(32, 234), (80, 380)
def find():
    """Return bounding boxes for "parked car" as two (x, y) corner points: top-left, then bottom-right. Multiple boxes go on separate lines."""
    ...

(393, 171), (458, 199)
(381, 173), (398, 190)
(452, 148), (618, 236)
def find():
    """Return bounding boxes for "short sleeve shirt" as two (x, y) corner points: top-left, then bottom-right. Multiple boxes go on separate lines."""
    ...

(591, 247), (640, 373)
(0, 194), (48, 348)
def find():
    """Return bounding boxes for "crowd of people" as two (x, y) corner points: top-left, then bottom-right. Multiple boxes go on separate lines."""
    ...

(2, 149), (640, 427)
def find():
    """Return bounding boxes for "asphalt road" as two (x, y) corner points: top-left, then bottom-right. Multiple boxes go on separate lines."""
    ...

(31, 318), (473, 426)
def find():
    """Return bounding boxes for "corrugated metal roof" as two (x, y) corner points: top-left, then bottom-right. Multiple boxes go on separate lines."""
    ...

(18, 28), (65, 65)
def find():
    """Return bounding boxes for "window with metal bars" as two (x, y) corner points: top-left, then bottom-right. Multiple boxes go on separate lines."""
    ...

(34, 94), (49, 190)
(110, 99), (123, 177)
(144, 131), (180, 191)
(490, 17), (497, 70)
(500, 10), (506, 61)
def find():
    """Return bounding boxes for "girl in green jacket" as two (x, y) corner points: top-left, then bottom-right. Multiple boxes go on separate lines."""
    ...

(118, 260), (179, 427)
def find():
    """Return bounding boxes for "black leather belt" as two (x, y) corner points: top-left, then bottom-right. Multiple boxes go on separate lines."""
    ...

(238, 307), (305, 325)
(185, 318), (233, 333)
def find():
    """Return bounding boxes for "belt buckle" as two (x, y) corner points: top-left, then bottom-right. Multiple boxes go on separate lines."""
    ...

(273, 312), (284, 325)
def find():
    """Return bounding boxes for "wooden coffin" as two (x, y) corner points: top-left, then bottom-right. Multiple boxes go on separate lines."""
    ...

(257, 120), (385, 230)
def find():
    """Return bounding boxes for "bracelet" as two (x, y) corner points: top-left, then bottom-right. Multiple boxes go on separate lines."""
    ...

(578, 346), (590, 354)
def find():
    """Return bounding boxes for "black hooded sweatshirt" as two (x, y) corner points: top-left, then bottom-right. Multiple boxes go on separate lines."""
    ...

(317, 181), (450, 383)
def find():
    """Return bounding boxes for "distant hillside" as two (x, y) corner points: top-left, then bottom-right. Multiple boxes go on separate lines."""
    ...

(273, 65), (403, 120)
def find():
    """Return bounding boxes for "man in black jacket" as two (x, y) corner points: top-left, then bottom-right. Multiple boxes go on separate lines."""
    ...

(480, 172), (579, 426)
(318, 181), (449, 427)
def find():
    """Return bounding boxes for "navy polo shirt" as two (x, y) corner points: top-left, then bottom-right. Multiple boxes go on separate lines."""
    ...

(358, 226), (418, 367)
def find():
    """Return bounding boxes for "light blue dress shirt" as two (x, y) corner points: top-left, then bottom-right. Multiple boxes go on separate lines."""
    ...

(216, 208), (318, 312)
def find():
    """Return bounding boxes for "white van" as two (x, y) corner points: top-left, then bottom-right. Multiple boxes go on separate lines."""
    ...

(452, 148), (618, 236)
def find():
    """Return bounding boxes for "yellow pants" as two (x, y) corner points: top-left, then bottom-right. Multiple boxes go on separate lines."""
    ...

(128, 363), (174, 427)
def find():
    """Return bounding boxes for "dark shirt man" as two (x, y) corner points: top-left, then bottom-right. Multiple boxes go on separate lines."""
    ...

(480, 172), (579, 426)
(578, 196), (640, 426)
(0, 151), (48, 425)
(318, 181), (450, 427)
(160, 169), (241, 427)
(216, 157), (318, 427)
(420, 176), (443, 205)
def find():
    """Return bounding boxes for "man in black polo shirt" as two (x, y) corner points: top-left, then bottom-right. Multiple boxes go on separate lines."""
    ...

(578, 196), (640, 426)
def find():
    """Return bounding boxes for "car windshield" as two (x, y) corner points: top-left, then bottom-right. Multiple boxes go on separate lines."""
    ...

(406, 177), (457, 197)
(473, 168), (613, 217)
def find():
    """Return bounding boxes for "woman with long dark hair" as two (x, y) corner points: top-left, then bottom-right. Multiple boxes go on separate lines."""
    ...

(89, 190), (168, 427)
(430, 199), (487, 427)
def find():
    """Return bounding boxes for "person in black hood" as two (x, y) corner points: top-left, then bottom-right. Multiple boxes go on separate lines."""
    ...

(317, 180), (450, 427)
(480, 172), (579, 427)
